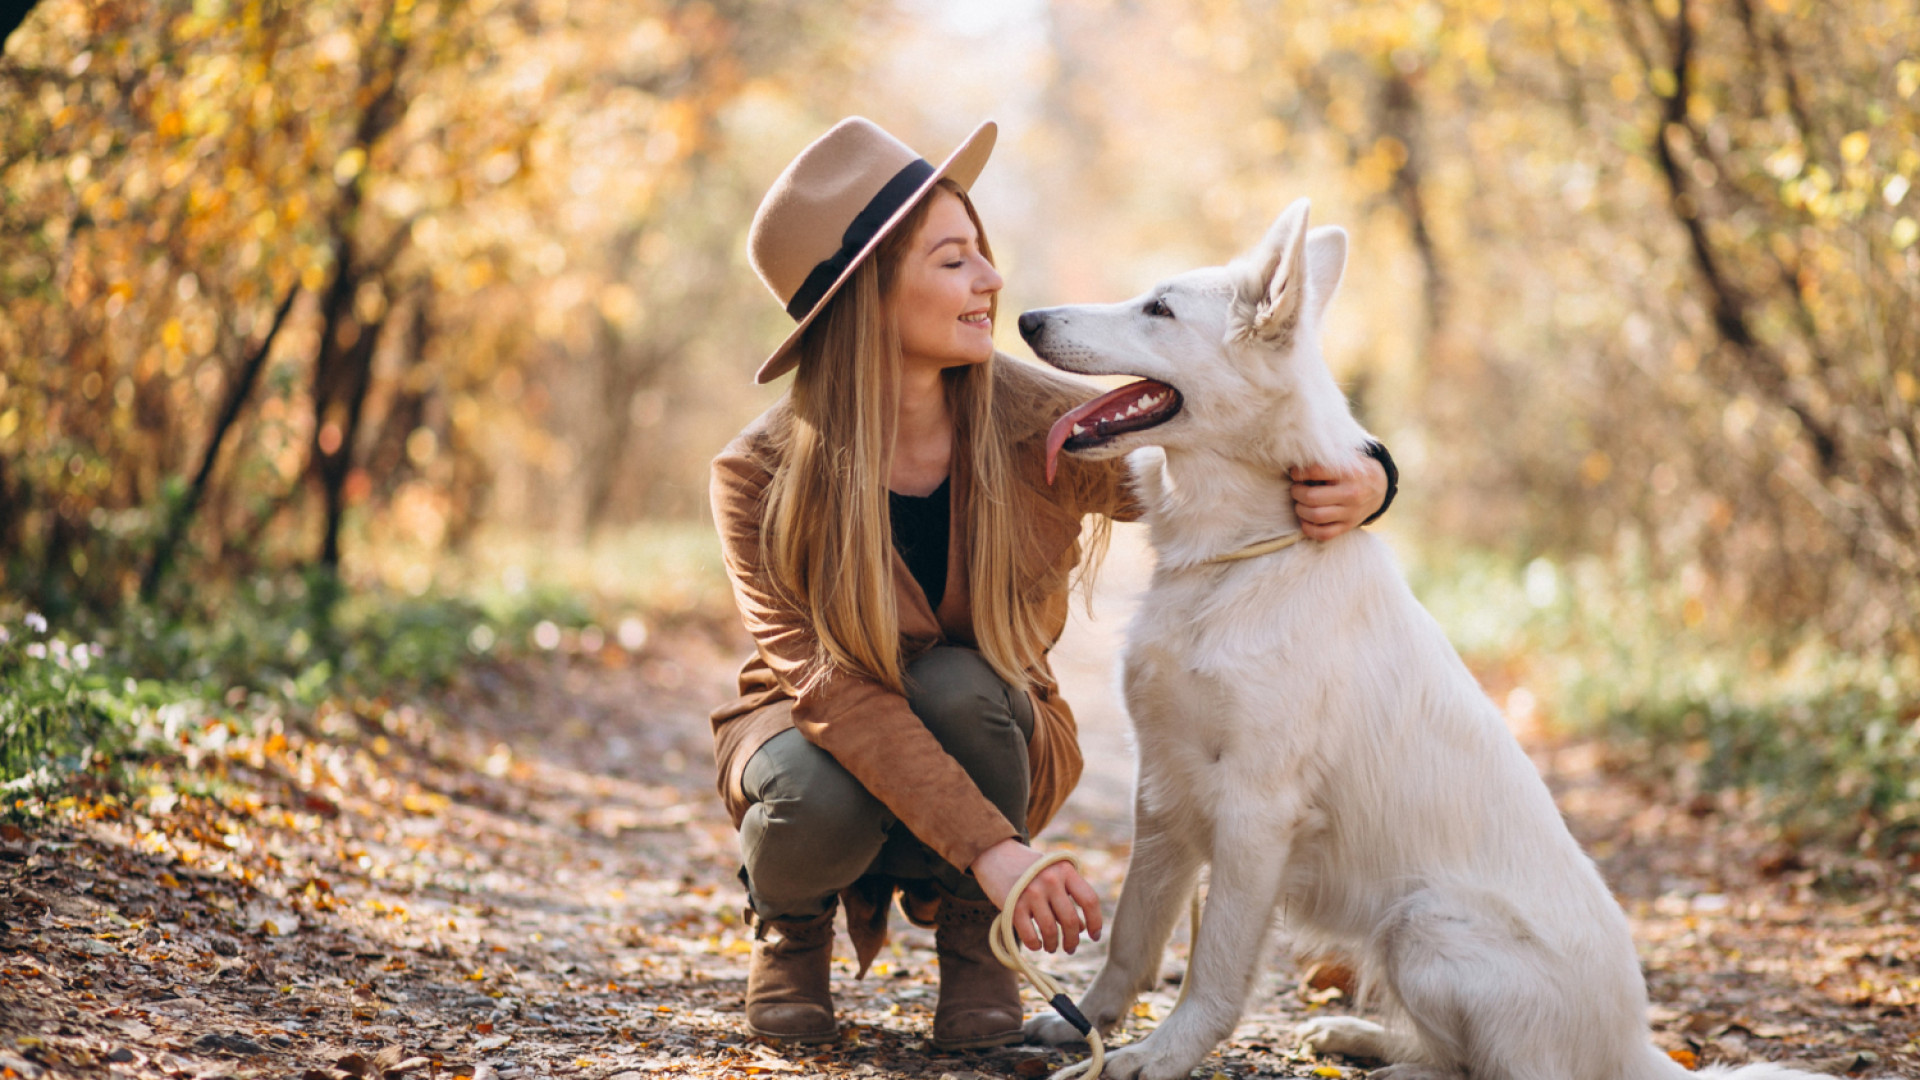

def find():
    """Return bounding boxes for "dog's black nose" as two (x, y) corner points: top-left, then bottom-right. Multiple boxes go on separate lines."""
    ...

(1017, 310), (1046, 343)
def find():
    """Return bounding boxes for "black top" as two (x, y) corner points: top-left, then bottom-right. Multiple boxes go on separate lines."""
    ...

(889, 477), (951, 612)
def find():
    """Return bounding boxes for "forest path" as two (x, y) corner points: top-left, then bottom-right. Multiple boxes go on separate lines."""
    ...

(1, 527), (1911, 1080)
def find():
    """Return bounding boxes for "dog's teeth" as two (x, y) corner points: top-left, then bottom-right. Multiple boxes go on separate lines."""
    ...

(1072, 423), (1086, 436)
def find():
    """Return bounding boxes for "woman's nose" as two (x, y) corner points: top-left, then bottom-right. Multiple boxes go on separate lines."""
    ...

(978, 262), (1005, 294)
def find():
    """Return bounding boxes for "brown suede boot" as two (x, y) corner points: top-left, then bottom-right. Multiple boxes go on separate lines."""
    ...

(745, 907), (838, 1044)
(931, 894), (1024, 1050)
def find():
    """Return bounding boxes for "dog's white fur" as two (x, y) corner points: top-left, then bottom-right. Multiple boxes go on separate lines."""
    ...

(1017, 200), (1824, 1080)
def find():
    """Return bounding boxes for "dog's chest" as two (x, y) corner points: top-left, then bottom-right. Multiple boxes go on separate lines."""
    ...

(1123, 605), (1288, 769)
(1118, 571), (1324, 802)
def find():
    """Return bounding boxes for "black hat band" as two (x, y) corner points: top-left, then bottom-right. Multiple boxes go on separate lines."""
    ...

(784, 158), (936, 322)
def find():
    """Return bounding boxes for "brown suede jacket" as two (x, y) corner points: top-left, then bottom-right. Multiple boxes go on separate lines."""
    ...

(708, 355), (1137, 968)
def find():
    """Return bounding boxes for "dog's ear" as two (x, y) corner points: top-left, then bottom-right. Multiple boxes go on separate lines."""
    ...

(1233, 198), (1312, 344)
(1305, 225), (1347, 322)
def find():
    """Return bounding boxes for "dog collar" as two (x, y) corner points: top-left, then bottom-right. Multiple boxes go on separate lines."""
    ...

(1203, 531), (1305, 565)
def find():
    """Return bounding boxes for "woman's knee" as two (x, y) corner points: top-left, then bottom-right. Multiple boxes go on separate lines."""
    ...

(745, 731), (887, 841)
(904, 646), (1034, 746)
(740, 732), (888, 917)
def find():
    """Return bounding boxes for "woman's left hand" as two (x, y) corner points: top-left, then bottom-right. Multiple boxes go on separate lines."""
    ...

(1290, 457), (1388, 541)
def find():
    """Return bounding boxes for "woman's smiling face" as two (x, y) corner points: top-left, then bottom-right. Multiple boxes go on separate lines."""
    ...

(888, 189), (1004, 372)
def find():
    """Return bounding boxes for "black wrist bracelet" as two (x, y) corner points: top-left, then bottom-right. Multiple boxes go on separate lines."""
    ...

(1360, 440), (1399, 526)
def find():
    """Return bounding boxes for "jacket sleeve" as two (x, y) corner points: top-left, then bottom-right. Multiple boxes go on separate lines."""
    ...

(709, 447), (1021, 875)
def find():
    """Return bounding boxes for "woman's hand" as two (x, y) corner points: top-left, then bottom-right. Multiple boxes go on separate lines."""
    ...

(969, 838), (1102, 954)
(1290, 456), (1388, 541)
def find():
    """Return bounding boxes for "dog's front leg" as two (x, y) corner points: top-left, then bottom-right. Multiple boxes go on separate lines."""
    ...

(1024, 807), (1203, 1047)
(1099, 814), (1293, 1080)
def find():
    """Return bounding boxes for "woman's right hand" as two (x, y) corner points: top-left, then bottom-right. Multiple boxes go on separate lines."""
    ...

(970, 838), (1103, 954)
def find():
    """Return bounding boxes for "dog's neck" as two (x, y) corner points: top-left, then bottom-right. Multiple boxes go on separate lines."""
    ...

(1137, 447), (1303, 569)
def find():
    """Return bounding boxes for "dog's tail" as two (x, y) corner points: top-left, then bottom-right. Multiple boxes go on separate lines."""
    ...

(1649, 1045), (1860, 1079)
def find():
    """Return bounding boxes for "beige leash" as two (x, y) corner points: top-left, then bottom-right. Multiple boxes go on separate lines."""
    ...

(1202, 530), (1303, 564)
(990, 853), (1204, 1080)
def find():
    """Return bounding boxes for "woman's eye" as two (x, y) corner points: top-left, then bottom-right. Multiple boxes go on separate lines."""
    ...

(1145, 297), (1173, 318)
(944, 261), (964, 269)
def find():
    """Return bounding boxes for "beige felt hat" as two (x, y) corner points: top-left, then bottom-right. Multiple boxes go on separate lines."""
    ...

(747, 117), (997, 383)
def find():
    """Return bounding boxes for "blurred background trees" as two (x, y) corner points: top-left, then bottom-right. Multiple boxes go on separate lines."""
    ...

(2, 0), (879, 615)
(3, 0), (1916, 831)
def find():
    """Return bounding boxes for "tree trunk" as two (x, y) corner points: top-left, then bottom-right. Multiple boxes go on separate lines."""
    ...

(141, 284), (300, 601)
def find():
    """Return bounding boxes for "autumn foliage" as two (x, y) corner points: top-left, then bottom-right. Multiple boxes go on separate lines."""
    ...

(1, 1), (1916, 833)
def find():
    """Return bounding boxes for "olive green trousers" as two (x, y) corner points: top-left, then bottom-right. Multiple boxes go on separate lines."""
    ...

(738, 646), (1036, 921)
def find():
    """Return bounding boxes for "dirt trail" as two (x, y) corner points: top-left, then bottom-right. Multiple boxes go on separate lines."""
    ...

(1, 526), (1912, 1079)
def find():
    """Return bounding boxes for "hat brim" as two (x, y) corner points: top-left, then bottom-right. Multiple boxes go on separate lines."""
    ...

(753, 120), (998, 384)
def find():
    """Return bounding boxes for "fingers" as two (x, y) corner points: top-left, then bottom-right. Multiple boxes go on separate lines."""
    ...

(1291, 469), (1375, 542)
(1020, 890), (1061, 952)
(1292, 476), (1356, 506)
(1300, 519), (1352, 541)
(1065, 870), (1102, 941)
(1013, 866), (1104, 954)
(1046, 878), (1085, 955)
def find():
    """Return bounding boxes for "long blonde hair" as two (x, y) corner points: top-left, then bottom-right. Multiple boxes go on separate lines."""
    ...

(760, 181), (1052, 695)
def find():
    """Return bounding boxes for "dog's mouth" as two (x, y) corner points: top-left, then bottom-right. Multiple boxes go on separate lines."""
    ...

(1045, 379), (1184, 483)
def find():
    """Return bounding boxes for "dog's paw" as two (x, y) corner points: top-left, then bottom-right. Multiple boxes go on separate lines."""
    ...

(1100, 1036), (1202, 1080)
(1295, 1015), (1391, 1059)
(1023, 1012), (1089, 1047)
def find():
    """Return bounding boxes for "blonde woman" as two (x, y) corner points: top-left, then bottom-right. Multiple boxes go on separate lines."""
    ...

(709, 118), (1393, 1049)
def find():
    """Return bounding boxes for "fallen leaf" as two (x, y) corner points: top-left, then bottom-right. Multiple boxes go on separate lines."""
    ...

(1668, 1049), (1698, 1070)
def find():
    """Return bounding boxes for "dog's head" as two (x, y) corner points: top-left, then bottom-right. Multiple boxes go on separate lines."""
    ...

(1020, 198), (1360, 481)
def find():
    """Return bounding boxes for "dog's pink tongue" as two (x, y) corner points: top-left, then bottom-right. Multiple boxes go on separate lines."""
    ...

(1044, 386), (1139, 484)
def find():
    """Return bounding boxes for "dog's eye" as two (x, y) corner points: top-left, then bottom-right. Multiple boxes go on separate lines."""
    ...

(1145, 297), (1174, 319)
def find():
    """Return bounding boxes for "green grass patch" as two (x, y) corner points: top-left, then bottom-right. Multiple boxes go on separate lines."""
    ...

(1406, 544), (1920, 853)
(0, 519), (733, 811)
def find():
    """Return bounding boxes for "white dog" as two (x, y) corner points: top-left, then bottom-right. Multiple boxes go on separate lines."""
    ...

(1015, 200), (1821, 1080)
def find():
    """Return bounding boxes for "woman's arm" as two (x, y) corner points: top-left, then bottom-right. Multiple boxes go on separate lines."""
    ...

(1290, 441), (1397, 540)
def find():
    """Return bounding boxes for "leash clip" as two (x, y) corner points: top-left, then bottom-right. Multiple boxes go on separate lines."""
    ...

(1049, 993), (1093, 1037)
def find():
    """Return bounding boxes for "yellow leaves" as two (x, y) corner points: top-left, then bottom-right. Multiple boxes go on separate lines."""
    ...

(1353, 135), (1410, 194)
(1313, 1068), (1345, 1078)
(1900, 60), (1920, 99)
(1840, 131), (1871, 166)
(1891, 217), (1918, 251)
(1580, 450), (1613, 487)
(1894, 370), (1918, 404)
(401, 790), (447, 815)
(161, 319), (185, 350)
(334, 147), (367, 186)
(1647, 68), (1678, 99)
(597, 284), (640, 327)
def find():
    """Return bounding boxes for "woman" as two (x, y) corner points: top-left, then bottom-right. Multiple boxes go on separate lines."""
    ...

(709, 118), (1392, 1050)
